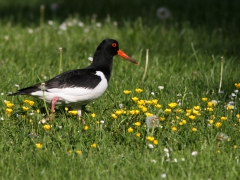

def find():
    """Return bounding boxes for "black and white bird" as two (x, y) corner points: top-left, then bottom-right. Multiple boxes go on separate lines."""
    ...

(8, 39), (138, 118)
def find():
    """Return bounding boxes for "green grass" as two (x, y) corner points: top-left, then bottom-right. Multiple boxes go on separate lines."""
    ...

(1, 3), (240, 179)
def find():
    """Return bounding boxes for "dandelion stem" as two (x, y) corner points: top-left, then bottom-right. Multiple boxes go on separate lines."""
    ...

(142, 49), (149, 82)
(41, 83), (49, 116)
(40, 5), (45, 29)
(218, 57), (224, 93)
(58, 47), (63, 74)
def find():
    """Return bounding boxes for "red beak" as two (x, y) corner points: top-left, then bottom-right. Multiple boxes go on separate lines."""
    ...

(117, 50), (138, 64)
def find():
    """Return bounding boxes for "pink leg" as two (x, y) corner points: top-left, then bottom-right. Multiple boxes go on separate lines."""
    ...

(50, 97), (59, 117)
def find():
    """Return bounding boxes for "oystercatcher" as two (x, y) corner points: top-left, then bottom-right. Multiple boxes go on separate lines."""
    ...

(9, 39), (138, 118)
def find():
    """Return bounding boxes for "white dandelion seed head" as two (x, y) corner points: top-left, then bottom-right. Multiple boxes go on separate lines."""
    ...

(1, 117), (4, 120)
(156, 7), (171, 20)
(163, 148), (169, 153)
(58, 126), (63, 129)
(88, 57), (93, 62)
(100, 120), (104, 124)
(1, 92), (4, 95)
(191, 151), (198, 156)
(15, 84), (19, 88)
(231, 93), (236, 97)
(59, 23), (67, 31)
(96, 22), (102, 27)
(78, 22), (84, 27)
(145, 115), (159, 128)
(119, 104), (124, 109)
(151, 92), (155, 95)
(41, 119), (47, 124)
(234, 89), (238, 93)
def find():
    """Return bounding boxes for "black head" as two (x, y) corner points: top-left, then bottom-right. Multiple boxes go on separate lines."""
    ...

(96, 39), (120, 57)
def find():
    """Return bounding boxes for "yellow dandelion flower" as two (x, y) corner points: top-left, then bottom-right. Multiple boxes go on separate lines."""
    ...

(35, 143), (43, 149)
(146, 136), (155, 142)
(175, 108), (183, 113)
(123, 90), (131, 94)
(236, 114), (240, 118)
(168, 102), (178, 109)
(202, 97), (208, 102)
(68, 150), (73, 154)
(192, 127), (197, 132)
(111, 113), (118, 119)
(43, 124), (51, 131)
(208, 120), (214, 124)
(182, 119), (187, 124)
(129, 110), (136, 115)
(65, 107), (69, 111)
(207, 107), (214, 112)
(171, 126), (177, 132)
(84, 125), (89, 130)
(68, 110), (78, 115)
(214, 122), (222, 128)
(164, 108), (172, 114)
(6, 108), (13, 115)
(132, 97), (139, 102)
(155, 104), (162, 108)
(141, 107), (148, 112)
(136, 133), (141, 138)
(145, 112), (153, 116)
(238, 119), (240, 123)
(227, 105), (234, 110)
(29, 119), (33, 123)
(186, 109), (192, 113)
(137, 100), (145, 105)
(135, 110), (140, 115)
(145, 100), (152, 105)
(159, 117), (165, 121)
(134, 122), (141, 127)
(127, 127), (134, 133)
(193, 106), (200, 111)
(76, 150), (82, 154)
(220, 116), (227, 121)
(135, 88), (143, 93)
(4, 100), (11, 104)
(28, 100), (35, 106)
(207, 102), (213, 107)
(115, 110), (123, 115)
(151, 99), (158, 105)
(91, 143), (97, 148)
(6, 102), (14, 108)
(189, 115), (196, 120)
(179, 122), (183, 126)
(36, 109), (40, 114)
(153, 140), (158, 145)
(235, 83), (240, 89)
(22, 106), (29, 111)
(233, 145), (237, 149)
(91, 113), (96, 118)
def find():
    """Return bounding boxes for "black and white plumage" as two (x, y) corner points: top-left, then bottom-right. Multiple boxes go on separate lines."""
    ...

(8, 39), (138, 118)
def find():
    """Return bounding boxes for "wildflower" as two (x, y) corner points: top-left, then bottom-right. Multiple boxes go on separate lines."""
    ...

(68, 150), (73, 154)
(145, 100), (152, 105)
(192, 127), (197, 132)
(235, 83), (240, 89)
(182, 119), (187, 124)
(36, 109), (40, 114)
(161, 174), (167, 179)
(171, 126), (177, 132)
(145, 112), (153, 117)
(115, 110), (123, 115)
(135, 110), (140, 115)
(168, 102), (178, 109)
(100, 120), (104, 124)
(129, 110), (136, 115)
(189, 115), (196, 120)
(220, 116), (227, 121)
(136, 133), (141, 138)
(216, 132), (228, 141)
(214, 122), (222, 128)
(91, 143), (97, 148)
(127, 127), (133, 133)
(186, 109), (191, 113)
(234, 145), (237, 149)
(132, 97), (139, 101)
(151, 99), (158, 105)
(6, 108), (13, 115)
(159, 117), (165, 121)
(153, 140), (158, 145)
(227, 105), (234, 110)
(207, 107), (214, 112)
(24, 100), (35, 106)
(137, 100), (145, 105)
(208, 120), (214, 124)
(155, 104), (162, 108)
(156, 7), (171, 20)
(35, 143), (43, 149)
(91, 113), (96, 118)
(76, 150), (82, 154)
(68, 110), (78, 115)
(164, 108), (172, 114)
(141, 107), (148, 112)
(43, 124), (51, 131)
(146, 115), (159, 128)
(111, 113), (117, 119)
(193, 106), (200, 111)
(6, 102), (14, 108)
(179, 122), (183, 126)
(148, 143), (154, 149)
(134, 122), (141, 127)
(191, 151), (198, 156)
(65, 107), (69, 111)
(22, 106), (29, 111)
(158, 86), (164, 90)
(84, 125), (89, 130)
(135, 88), (143, 93)
(202, 97), (208, 102)
(146, 136), (155, 142)
(123, 90), (131, 95)
(236, 114), (240, 118)
(207, 102), (214, 107)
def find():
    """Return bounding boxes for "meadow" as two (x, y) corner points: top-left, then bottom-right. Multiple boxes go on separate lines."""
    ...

(0, 1), (240, 179)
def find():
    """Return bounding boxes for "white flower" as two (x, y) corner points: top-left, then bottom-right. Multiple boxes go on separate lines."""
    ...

(145, 115), (159, 128)
(173, 158), (178, 163)
(158, 86), (164, 90)
(88, 57), (93, 62)
(28, 29), (33, 34)
(4, 35), (9, 40)
(1, 92), (4, 95)
(148, 144), (154, 149)
(78, 22), (84, 27)
(181, 158), (185, 161)
(15, 84), (19, 88)
(1, 117), (4, 120)
(100, 120), (104, 124)
(163, 148), (169, 153)
(231, 93), (236, 97)
(48, 20), (53, 25)
(161, 174), (167, 179)
(59, 126), (63, 129)
(156, 7), (171, 20)
(96, 22), (102, 27)
(59, 23), (67, 31)
(151, 92), (155, 95)
(234, 89), (238, 93)
(191, 151), (198, 156)
(151, 159), (157, 163)
(119, 104), (124, 109)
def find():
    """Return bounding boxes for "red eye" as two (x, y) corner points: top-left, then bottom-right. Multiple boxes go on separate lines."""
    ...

(112, 43), (117, 47)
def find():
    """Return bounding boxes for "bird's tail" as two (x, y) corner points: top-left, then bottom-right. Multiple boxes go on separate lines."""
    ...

(8, 84), (40, 96)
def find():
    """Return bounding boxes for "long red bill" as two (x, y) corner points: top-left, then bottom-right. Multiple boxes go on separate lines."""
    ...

(117, 50), (138, 64)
